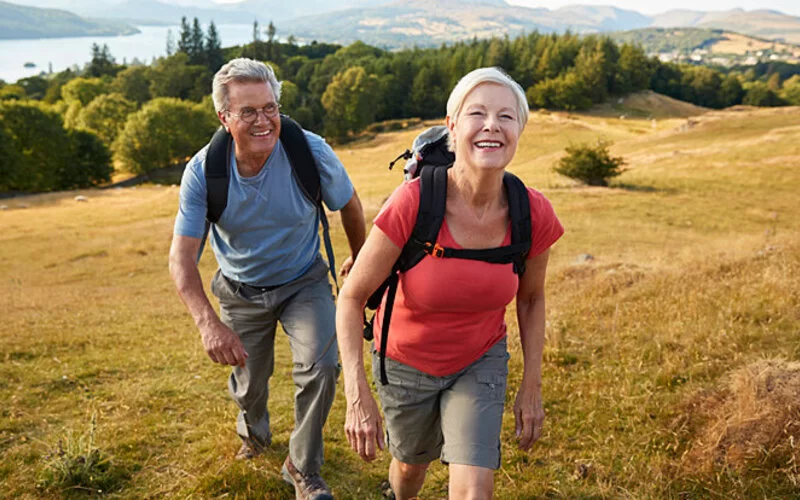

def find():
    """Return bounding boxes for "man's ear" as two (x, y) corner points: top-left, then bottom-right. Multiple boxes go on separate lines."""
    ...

(218, 110), (230, 133)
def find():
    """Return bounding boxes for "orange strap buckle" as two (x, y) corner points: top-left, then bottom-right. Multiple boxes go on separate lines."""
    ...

(425, 242), (445, 258)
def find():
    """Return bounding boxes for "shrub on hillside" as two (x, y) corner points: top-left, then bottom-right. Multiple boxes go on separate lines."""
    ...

(0, 101), (110, 192)
(554, 140), (626, 187)
(76, 93), (137, 145)
(113, 97), (217, 174)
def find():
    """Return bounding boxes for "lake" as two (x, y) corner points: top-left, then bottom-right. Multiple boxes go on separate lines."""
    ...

(0, 24), (255, 83)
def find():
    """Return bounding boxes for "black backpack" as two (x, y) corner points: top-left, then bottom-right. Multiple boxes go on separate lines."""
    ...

(196, 115), (338, 291)
(367, 125), (532, 385)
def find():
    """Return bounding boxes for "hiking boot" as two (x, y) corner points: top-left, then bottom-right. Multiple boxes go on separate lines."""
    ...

(234, 435), (269, 460)
(380, 480), (396, 499)
(281, 455), (333, 500)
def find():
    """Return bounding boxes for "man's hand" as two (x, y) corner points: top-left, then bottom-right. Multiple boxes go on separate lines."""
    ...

(339, 255), (355, 279)
(200, 320), (248, 368)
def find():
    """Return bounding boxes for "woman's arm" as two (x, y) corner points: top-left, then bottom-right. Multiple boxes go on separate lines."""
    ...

(337, 226), (402, 461)
(513, 248), (551, 450)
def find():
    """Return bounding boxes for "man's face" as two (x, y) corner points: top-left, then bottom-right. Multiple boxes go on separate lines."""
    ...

(218, 80), (281, 160)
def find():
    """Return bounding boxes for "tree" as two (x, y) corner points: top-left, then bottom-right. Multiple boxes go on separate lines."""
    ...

(0, 122), (23, 191)
(87, 43), (117, 78)
(0, 101), (110, 191)
(614, 43), (653, 95)
(718, 74), (745, 107)
(148, 53), (211, 102)
(178, 17), (192, 55)
(16, 76), (49, 100)
(743, 81), (785, 107)
(112, 66), (152, 105)
(205, 21), (225, 73)
(526, 71), (592, 110)
(113, 97), (218, 174)
(63, 129), (113, 189)
(321, 66), (380, 142)
(166, 29), (176, 56)
(75, 93), (137, 145)
(0, 84), (26, 101)
(554, 140), (625, 186)
(190, 17), (205, 65)
(780, 75), (800, 105)
(61, 77), (108, 106)
(265, 21), (277, 62)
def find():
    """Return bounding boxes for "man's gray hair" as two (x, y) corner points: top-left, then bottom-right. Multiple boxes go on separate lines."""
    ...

(212, 58), (282, 113)
(445, 67), (529, 150)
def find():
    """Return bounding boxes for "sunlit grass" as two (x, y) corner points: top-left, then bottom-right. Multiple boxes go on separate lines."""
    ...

(1, 104), (799, 498)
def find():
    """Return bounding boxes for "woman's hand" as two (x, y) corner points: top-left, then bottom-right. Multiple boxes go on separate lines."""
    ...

(513, 383), (544, 450)
(344, 387), (385, 461)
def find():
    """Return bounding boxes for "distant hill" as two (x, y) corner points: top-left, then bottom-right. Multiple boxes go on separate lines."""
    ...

(0, 0), (138, 39)
(651, 8), (800, 44)
(612, 27), (800, 61)
(285, 0), (651, 47)
(282, 1), (800, 48)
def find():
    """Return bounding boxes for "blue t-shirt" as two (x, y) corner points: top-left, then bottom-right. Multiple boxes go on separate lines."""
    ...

(174, 129), (354, 286)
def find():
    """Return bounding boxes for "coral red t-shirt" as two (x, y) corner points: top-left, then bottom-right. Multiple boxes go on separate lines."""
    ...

(372, 178), (564, 376)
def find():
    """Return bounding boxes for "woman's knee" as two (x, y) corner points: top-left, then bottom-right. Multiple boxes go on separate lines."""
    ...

(394, 460), (429, 480)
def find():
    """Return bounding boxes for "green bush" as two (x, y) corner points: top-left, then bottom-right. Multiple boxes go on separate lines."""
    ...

(113, 97), (217, 174)
(554, 139), (626, 187)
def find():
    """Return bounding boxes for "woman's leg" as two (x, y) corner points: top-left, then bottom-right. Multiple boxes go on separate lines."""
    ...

(390, 459), (430, 500)
(449, 464), (494, 499)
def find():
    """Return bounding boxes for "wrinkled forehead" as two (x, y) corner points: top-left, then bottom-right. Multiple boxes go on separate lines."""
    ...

(226, 80), (276, 109)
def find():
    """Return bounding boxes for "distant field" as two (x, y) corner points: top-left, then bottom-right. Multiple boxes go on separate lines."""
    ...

(710, 32), (800, 56)
(1, 99), (799, 498)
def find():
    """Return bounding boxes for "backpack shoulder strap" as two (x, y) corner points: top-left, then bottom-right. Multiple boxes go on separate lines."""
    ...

(197, 126), (232, 263)
(280, 115), (321, 204)
(205, 126), (233, 223)
(279, 115), (338, 292)
(397, 164), (449, 272)
(503, 171), (532, 275)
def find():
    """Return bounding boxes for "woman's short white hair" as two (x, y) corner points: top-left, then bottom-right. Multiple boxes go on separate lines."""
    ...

(445, 67), (529, 149)
(212, 58), (282, 113)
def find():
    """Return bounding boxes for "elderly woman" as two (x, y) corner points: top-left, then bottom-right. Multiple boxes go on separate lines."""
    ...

(336, 67), (564, 499)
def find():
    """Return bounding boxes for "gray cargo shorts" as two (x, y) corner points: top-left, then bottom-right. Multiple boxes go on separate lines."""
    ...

(372, 338), (509, 470)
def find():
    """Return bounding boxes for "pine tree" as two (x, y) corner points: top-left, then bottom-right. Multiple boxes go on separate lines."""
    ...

(178, 17), (192, 55)
(206, 21), (224, 73)
(190, 18), (205, 65)
(166, 29), (176, 56)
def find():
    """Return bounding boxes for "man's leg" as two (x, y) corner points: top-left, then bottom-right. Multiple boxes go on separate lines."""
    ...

(211, 270), (278, 451)
(278, 262), (339, 475)
(389, 459), (429, 500)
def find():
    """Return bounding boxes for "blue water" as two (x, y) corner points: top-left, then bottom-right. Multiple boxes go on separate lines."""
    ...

(0, 24), (255, 83)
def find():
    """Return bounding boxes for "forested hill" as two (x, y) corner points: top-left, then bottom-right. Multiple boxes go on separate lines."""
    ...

(0, 0), (139, 39)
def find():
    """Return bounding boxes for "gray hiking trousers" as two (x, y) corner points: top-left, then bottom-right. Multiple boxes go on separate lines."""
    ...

(210, 256), (339, 474)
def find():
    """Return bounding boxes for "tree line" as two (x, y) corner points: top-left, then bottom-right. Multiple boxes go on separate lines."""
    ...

(1, 21), (799, 192)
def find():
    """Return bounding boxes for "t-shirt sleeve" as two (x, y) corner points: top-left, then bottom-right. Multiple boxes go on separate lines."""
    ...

(373, 179), (421, 249)
(527, 188), (564, 258)
(304, 130), (355, 211)
(173, 148), (210, 239)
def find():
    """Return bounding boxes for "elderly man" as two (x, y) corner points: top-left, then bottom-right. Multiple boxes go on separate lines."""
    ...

(169, 58), (365, 500)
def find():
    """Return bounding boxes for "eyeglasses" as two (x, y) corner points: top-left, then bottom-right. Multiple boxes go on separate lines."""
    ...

(226, 103), (281, 123)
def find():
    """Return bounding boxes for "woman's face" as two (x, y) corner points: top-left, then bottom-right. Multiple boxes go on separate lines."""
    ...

(448, 82), (521, 173)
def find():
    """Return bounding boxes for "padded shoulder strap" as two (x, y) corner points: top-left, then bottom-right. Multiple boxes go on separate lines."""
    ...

(503, 171), (532, 275)
(397, 164), (450, 272)
(205, 126), (233, 224)
(280, 115), (321, 204)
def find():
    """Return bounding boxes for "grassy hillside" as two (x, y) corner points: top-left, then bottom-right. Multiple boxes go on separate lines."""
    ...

(612, 27), (800, 56)
(1, 101), (799, 497)
(0, 0), (138, 40)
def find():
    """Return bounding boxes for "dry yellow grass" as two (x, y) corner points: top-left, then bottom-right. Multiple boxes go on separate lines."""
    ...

(1, 98), (799, 498)
(709, 32), (800, 56)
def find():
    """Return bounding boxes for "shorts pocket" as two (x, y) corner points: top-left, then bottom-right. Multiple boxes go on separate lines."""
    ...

(475, 372), (507, 402)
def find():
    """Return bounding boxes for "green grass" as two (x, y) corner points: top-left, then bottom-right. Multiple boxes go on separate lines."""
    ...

(1, 104), (799, 498)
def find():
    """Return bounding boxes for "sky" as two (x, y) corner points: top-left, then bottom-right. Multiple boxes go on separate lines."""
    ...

(11, 0), (800, 17)
(506, 0), (800, 16)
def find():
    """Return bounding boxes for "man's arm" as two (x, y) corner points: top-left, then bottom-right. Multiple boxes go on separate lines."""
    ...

(168, 234), (247, 367)
(338, 189), (366, 277)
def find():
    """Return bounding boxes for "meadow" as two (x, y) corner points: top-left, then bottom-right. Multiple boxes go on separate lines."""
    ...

(1, 96), (799, 498)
